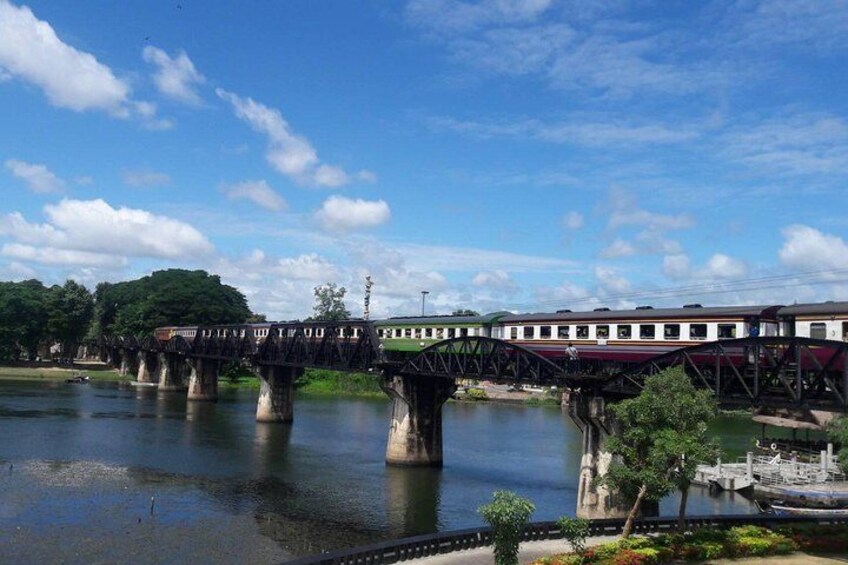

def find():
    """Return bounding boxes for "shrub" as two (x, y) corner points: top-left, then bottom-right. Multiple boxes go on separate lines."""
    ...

(465, 387), (489, 401)
(557, 516), (590, 556)
(478, 491), (535, 565)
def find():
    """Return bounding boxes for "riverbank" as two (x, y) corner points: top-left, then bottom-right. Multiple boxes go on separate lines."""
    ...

(0, 364), (124, 382)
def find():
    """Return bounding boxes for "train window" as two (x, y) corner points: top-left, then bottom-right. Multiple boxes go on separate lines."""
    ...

(447, 328), (456, 338)
(557, 325), (570, 339)
(436, 328), (445, 339)
(640, 324), (655, 339)
(540, 326), (552, 339)
(597, 325), (610, 339)
(810, 323), (827, 340)
(305, 329), (312, 337)
(523, 326), (535, 339)
(460, 327), (469, 337)
(690, 324), (707, 340)
(414, 328), (422, 339)
(424, 328), (432, 338)
(510, 327), (518, 339)
(404, 328), (412, 338)
(378, 329), (384, 338)
(718, 324), (736, 339)
(664, 324), (680, 340)
(618, 325), (631, 339)
(576, 325), (589, 339)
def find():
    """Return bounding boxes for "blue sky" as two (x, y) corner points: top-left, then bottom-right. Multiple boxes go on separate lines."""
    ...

(1, 0), (847, 319)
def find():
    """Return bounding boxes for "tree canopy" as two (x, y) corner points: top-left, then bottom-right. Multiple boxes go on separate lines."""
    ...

(93, 269), (252, 335)
(600, 367), (718, 537)
(452, 308), (480, 316)
(309, 282), (351, 321)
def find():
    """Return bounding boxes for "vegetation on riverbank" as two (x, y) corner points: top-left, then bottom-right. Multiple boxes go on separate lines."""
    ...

(294, 368), (384, 397)
(533, 522), (848, 564)
(0, 364), (125, 382)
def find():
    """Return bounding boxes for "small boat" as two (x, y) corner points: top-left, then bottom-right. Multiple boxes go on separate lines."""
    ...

(759, 500), (848, 516)
(130, 381), (158, 388)
(65, 374), (90, 384)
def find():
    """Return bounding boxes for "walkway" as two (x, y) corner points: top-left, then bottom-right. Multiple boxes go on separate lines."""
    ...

(401, 536), (614, 565)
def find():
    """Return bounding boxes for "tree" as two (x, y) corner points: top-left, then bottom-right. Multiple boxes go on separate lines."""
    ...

(46, 280), (94, 352)
(310, 283), (350, 321)
(93, 269), (252, 335)
(600, 367), (718, 538)
(246, 313), (268, 323)
(0, 280), (50, 360)
(478, 490), (535, 565)
(452, 309), (480, 316)
(828, 417), (848, 474)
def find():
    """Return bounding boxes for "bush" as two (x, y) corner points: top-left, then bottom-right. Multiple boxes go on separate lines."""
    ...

(465, 387), (489, 401)
(557, 517), (590, 556)
(478, 491), (535, 565)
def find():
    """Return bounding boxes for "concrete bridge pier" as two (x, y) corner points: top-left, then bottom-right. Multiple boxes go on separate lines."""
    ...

(119, 350), (139, 377)
(157, 352), (187, 391)
(569, 394), (632, 520)
(255, 365), (301, 422)
(381, 373), (456, 467)
(136, 351), (157, 383)
(187, 358), (220, 402)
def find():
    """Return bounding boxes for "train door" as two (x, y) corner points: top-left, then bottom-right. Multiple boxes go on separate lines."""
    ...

(843, 322), (848, 342)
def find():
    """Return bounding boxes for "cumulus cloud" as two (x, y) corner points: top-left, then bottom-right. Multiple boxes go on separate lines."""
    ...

(315, 195), (391, 232)
(4, 159), (64, 193)
(216, 88), (354, 187)
(563, 211), (584, 230)
(405, 0), (553, 33)
(221, 180), (287, 212)
(142, 45), (205, 105)
(595, 266), (630, 293)
(273, 253), (338, 281)
(0, 198), (213, 262)
(661, 252), (746, 281)
(662, 253), (691, 280)
(121, 169), (171, 187)
(599, 238), (635, 259)
(471, 269), (518, 294)
(779, 224), (848, 270)
(0, 1), (130, 114)
(1, 243), (121, 267)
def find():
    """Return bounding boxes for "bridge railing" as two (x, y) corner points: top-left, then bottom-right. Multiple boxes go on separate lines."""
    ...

(282, 513), (848, 564)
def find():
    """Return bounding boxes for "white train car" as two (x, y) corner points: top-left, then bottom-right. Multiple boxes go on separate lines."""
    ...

(778, 302), (848, 341)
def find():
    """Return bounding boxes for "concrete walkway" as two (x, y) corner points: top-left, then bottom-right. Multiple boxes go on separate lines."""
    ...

(401, 536), (614, 565)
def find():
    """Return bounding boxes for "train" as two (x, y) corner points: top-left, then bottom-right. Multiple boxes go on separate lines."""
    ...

(153, 300), (848, 365)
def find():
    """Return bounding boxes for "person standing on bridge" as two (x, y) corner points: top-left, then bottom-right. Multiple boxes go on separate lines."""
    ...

(565, 342), (579, 372)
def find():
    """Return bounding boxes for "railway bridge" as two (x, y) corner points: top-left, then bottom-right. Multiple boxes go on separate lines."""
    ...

(90, 323), (848, 518)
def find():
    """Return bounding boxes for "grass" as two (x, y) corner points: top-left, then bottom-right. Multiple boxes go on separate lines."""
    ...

(0, 364), (125, 381)
(294, 368), (384, 397)
(524, 395), (562, 407)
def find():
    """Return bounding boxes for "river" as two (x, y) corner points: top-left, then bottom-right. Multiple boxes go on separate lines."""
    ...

(0, 379), (761, 563)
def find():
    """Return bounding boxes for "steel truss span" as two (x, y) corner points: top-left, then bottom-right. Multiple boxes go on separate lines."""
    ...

(396, 336), (565, 383)
(608, 336), (848, 410)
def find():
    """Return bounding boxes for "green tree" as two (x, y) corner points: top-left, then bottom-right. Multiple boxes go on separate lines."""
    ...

(828, 417), (848, 474)
(557, 516), (590, 560)
(93, 269), (251, 335)
(46, 280), (94, 352)
(478, 491), (535, 565)
(310, 282), (351, 321)
(0, 279), (50, 360)
(452, 309), (480, 316)
(600, 367), (718, 538)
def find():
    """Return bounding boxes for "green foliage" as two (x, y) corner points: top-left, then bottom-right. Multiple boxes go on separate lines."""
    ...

(294, 368), (382, 396)
(828, 416), (848, 473)
(478, 490), (535, 565)
(557, 516), (590, 557)
(0, 279), (50, 360)
(600, 367), (718, 535)
(46, 280), (94, 350)
(220, 361), (252, 385)
(452, 309), (480, 316)
(309, 282), (351, 321)
(464, 387), (489, 401)
(93, 269), (251, 335)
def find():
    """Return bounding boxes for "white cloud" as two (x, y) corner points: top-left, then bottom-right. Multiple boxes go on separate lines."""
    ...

(607, 186), (694, 231)
(0, 199), (213, 260)
(221, 180), (287, 212)
(662, 253), (691, 280)
(701, 253), (747, 280)
(1, 243), (121, 267)
(563, 211), (584, 230)
(779, 224), (848, 270)
(142, 46), (205, 106)
(121, 169), (171, 187)
(0, 1), (130, 115)
(471, 269), (518, 294)
(274, 253), (338, 281)
(315, 195), (391, 232)
(4, 159), (64, 193)
(405, 0), (553, 33)
(356, 170), (378, 183)
(74, 175), (93, 186)
(594, 266), (630, 293)
(599, 238), (635, 259)
(216, 88), (354, 187)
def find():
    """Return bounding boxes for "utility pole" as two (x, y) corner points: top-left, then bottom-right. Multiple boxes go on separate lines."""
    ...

(364, 275), (373, 320)
(421, 290), (429, 316)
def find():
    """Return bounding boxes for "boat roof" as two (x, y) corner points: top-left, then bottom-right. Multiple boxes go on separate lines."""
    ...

(502, 305), (781, 323)
(778, 301), (848, 317)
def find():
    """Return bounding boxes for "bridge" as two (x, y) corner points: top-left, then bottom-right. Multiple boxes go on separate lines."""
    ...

(87, 322), (848, 519)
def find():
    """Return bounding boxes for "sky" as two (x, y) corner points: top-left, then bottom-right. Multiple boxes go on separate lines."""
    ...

(1, 0), (847, 320)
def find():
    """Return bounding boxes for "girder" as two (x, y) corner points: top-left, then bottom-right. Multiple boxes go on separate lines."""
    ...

(609, 336), (848, 410)
(255, 320), (381, 370)
(396, 336), (565, 383)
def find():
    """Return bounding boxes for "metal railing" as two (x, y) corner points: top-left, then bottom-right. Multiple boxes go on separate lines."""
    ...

(283, 514), (848, 564)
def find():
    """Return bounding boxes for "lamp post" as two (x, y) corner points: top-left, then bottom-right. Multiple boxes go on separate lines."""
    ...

(421, 290), (429, 316)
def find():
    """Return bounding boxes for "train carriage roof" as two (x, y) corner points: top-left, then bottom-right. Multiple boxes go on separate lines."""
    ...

(777, 302), (848, 317)
(502, 305), (781, 323)
(374, 312), (510, 326)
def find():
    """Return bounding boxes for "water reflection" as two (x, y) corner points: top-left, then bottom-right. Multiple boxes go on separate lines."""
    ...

(385, 466), (442, 537)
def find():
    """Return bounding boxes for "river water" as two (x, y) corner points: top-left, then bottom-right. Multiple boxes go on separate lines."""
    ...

(0, 379), (760, 563)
